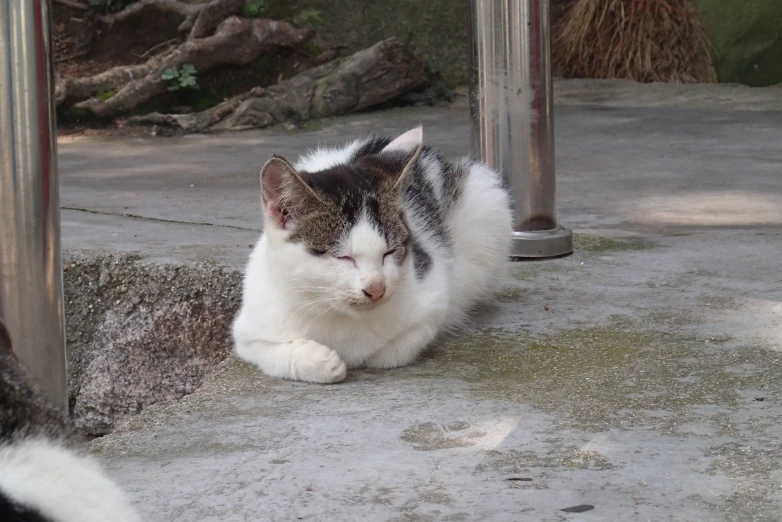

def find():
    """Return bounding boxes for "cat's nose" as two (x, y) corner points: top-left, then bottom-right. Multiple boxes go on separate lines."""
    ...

(362, 281), (386, 302)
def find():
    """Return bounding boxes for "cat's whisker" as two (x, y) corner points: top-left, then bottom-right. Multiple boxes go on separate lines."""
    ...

(283, 285), (335, 291)
(387, 286), (415, 297)
(291, 304), (331, 322)
(304, 299), (343, 329)
(281, 285), (334, 295)
(290, 296), (337, 313)
(289, 296), (339, 317)
(290, 295), (333, 308)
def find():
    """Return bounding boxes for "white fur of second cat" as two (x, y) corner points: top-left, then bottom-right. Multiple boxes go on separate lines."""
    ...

(232, 127), (512, 383)
(0, 438), (142, 522)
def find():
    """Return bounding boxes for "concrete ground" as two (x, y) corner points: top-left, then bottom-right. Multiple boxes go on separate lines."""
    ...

(59, 79), (782, 521)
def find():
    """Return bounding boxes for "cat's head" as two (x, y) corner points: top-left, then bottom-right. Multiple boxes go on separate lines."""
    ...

(260, 127), (424, 317)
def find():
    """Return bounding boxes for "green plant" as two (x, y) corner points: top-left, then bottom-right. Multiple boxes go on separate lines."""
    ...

(161, 64), (200, 92)
(242, 0), (266, 18)
(97, 90), (116, 101)
(294, 8), (326, 27)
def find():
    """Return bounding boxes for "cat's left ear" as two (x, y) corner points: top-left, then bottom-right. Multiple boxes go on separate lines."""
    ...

(382, 126), (423, 153)
(391, 143), (423, 192)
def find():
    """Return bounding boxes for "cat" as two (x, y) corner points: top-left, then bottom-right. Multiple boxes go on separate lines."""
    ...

(232, 126), (512, 383)
(0, 318), (142, 522)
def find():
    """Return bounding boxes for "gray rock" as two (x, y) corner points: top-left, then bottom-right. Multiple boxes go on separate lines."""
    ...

(63, 253), (242, 435)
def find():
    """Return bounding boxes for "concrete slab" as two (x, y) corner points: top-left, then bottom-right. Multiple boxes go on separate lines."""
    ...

(56, 80), (782, 521)
(59, 92), (782, 266)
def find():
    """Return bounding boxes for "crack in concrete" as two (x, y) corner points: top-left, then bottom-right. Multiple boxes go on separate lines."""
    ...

(61, 206), (261, 232)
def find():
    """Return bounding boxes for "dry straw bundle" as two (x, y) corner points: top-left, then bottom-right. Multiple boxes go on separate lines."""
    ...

(553, 0), (717, 83)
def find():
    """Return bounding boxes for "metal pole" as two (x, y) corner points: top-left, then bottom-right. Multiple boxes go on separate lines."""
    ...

(0, 0), (67, 410)
(469, 0), (573, 258)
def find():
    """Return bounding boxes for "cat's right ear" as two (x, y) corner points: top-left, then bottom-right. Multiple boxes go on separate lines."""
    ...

(261, 156), (296, 229)
(261, 156), (322, 230)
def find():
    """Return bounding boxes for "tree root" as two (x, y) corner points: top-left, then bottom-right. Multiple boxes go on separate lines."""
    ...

(98, 0), (203, 33)
(57, 1), (428, 130)
(56, 64), (153, 106)
(60, 17), (314, 117)
(54, 0), (89, 10)
(188, 0), (245, 39)
(128, 38), (427, 133)
(98, 0), (246, 35)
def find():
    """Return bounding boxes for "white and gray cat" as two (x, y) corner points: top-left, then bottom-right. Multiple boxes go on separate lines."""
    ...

(0, 318), (141, 522)
(233, 127), (512, 383)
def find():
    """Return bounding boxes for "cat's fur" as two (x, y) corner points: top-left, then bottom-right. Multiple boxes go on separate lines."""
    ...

(0, 319), (142, 522)
(233, 127), (512, 383)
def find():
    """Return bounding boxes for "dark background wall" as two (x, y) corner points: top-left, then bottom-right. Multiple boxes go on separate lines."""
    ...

(269, 0), (782, 87)
(692, 0), (782, 86)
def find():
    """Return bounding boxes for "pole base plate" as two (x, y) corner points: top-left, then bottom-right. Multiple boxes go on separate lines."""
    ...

(510, 225), (573, 259)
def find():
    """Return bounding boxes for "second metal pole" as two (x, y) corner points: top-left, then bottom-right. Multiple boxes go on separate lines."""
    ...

(469, 0), (573, 258)
(0, 0), (67, 410)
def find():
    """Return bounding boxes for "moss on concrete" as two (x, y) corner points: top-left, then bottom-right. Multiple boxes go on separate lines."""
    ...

(509, 263), (562, 282)
(476, 445), (615, 473)
(420, 320), (780, 432)
(573, 233), (653, 253)
(506, 233), (653, 287)
(496, 287), (528, 303)
(400, 422), (477, 451)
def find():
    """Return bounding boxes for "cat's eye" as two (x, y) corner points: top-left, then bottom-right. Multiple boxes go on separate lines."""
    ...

(383, 249), (397, 261)
(307, 248), (328, 256)
(337, 255), (355, 263)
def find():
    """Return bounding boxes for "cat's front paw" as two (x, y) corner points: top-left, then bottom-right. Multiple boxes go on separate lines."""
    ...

(290, 339), (347, 384)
